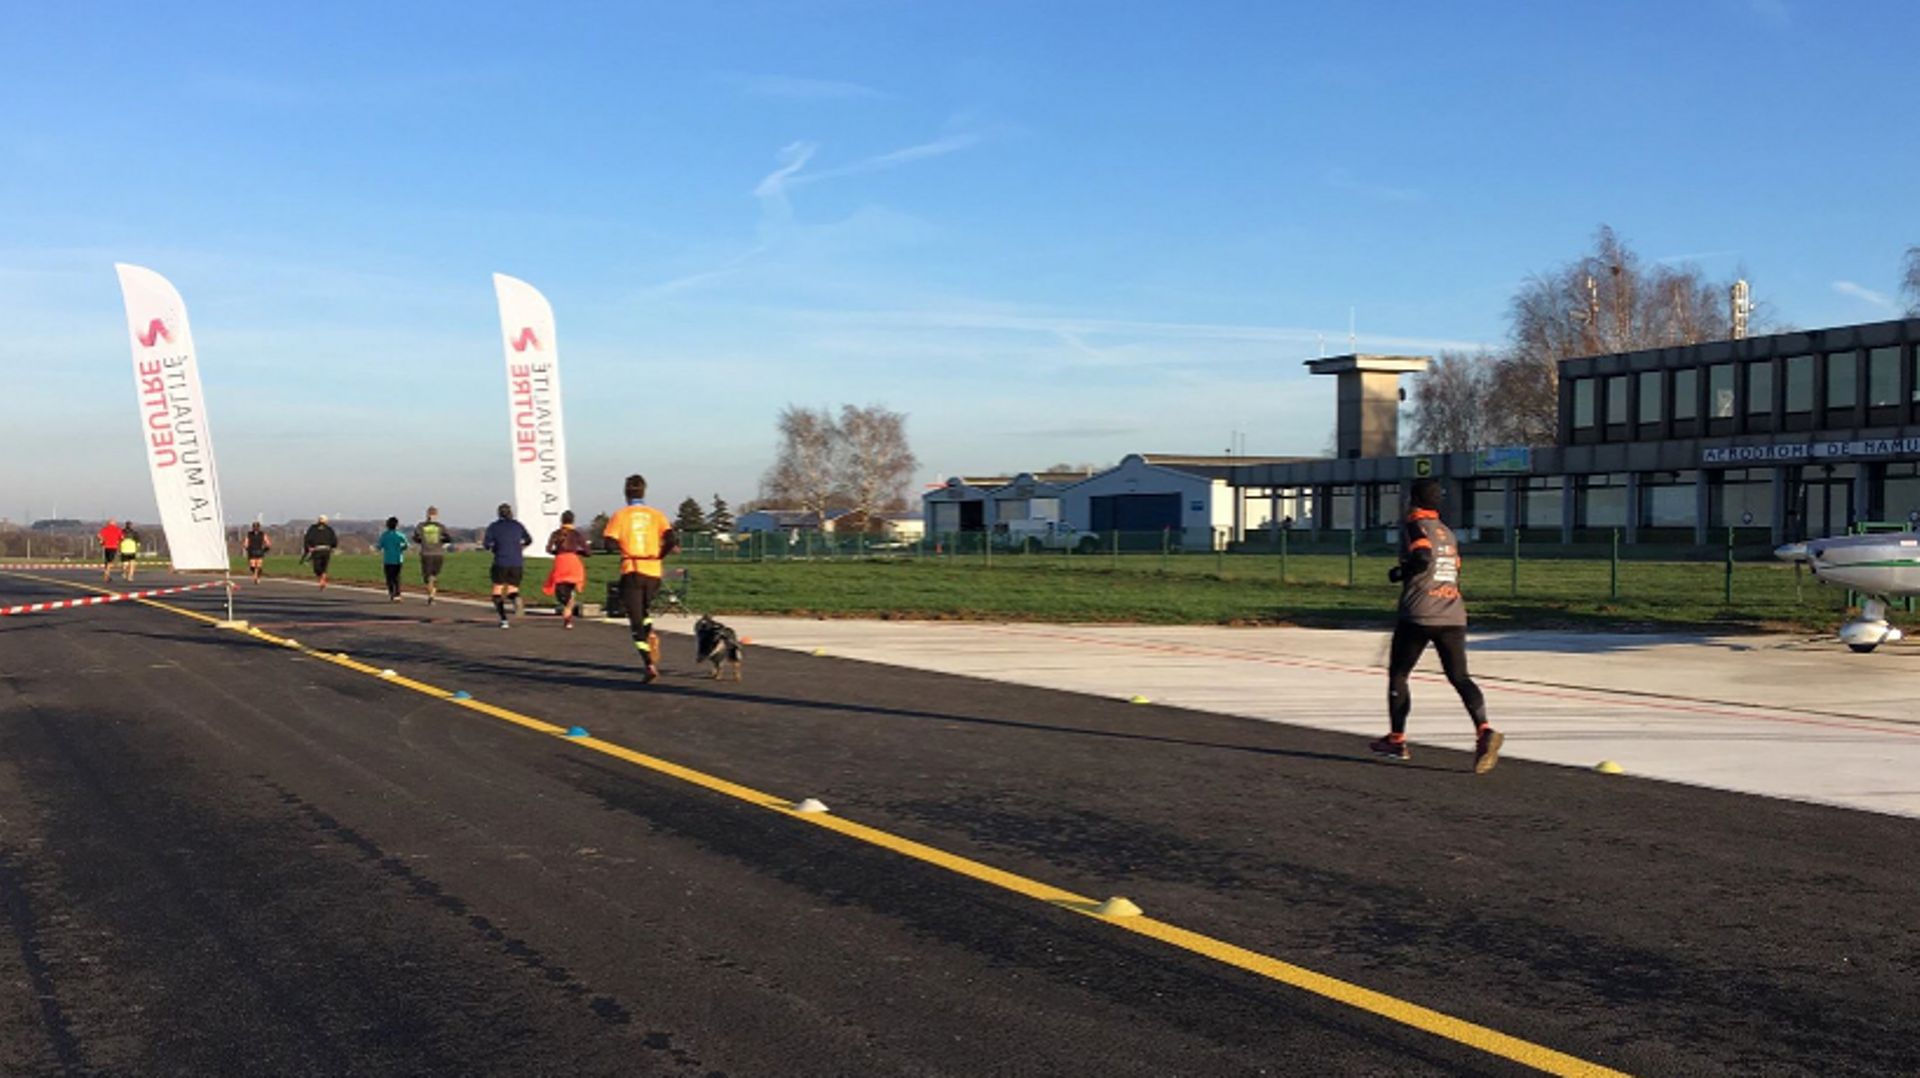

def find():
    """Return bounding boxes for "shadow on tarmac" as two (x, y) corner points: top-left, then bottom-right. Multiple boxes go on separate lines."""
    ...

(99, 621), (1455, 774)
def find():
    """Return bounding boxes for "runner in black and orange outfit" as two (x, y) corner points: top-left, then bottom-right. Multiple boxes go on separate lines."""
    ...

(603, 474), (678, 682)
(1370, 478), (1502, 773)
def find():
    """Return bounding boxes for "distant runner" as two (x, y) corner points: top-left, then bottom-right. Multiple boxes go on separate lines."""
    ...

(483, 503), (533, 629)
(603, 475), (678, 682)
(377, 516), (409, 602)
(543, 510), (591, 630)
(97, 518), (123, 582)
(118, 524), (140, 582)
(1371, 478), (1501, 773)
(304, 515), (338, 590)
(411, 506), (452, 605)
(244, 522), (271, 583)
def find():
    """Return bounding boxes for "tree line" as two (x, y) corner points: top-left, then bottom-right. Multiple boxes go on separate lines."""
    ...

(1406, 229), (1920, 454)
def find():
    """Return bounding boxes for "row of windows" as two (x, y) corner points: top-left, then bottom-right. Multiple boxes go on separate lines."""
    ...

(1570, 345), (1914, 433)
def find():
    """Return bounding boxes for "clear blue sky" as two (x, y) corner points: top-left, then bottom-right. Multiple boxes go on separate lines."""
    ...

(5, 0), (1915, 525)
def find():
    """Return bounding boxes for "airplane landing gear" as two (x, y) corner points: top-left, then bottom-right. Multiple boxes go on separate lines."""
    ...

(1838, 596), (1904, 654)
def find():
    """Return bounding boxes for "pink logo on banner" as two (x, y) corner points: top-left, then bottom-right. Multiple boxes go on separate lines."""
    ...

(137, 319), (171, 347)
(510, 327), (541, 352)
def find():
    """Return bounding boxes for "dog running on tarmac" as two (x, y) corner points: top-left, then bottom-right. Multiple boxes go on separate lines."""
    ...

(694, 615), (744, 681)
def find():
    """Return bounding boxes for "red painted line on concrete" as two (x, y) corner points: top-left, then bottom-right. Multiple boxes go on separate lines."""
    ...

(991, 625), (1920, 740)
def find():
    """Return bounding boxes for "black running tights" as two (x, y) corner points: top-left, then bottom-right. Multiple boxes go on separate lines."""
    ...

(1386, 622), (1487, 735)
(620, 573), (660, 653)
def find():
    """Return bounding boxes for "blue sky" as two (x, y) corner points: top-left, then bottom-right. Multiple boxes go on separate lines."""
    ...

(4, 0), (1916, 525)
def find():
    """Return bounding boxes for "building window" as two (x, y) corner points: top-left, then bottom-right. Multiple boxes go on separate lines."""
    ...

(1637, 371), (1661, 424)
(1710, 468), (1774, 529)
(1641, 471), (1699, 529)
(1746, 360), (1773, 414)
(1784, 355), (1813, 413)
(1708, 364), (1735, 419)
(1868, 346), (1901, 408)
(1673, 368), (1698, 420)
(1572, 378), (1595, 428)
(1605, 376), (1628, 427)
(1826, 351), (1858, 409)
(1887, 462), (1920, 526)
(1523, 476), (1563, 528)
(1579, 473), (1628, 529)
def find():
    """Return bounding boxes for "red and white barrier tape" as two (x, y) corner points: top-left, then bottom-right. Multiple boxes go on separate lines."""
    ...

(0, 563), (177, 571)
(0, 580), (226, 617)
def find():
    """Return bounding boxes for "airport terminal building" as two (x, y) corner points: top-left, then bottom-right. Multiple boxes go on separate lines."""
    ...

(924, 316), (1920, 548)
(1229, 316), (1920, 546)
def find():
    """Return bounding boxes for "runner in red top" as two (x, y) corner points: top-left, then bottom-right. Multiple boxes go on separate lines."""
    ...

(96, 520), (123, 582)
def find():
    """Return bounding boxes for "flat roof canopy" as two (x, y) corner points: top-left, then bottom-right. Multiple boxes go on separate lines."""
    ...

(1304, 354), (1431, 375)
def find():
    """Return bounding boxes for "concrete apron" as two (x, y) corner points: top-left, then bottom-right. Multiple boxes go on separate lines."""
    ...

(717, 617), (1920, 820)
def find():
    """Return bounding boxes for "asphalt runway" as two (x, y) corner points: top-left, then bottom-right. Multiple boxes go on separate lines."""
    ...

(0, 569), (1916, 1076)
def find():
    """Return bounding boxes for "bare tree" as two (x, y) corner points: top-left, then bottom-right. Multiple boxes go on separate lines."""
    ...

(1903, 245), (1920, 316)
(1405, 351), (1494, 452)
(1495, 224), (1739, 441)
(836, 404), (918, 524)
(1482, 352), (1561, 446)
(759, 406), (839, 523)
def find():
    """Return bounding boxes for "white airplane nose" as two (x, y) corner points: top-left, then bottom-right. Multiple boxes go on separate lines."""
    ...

(1774, 542), (1810, 563)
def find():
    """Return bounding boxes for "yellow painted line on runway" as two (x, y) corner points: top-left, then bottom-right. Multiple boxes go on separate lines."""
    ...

(5, 569), (1628, 1077)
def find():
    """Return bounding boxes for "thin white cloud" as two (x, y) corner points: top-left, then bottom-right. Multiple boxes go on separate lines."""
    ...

(728, 73), (889, 101)
(753, 141), (819, 202)
(1653, 249), (1740, 265)
(793, 306), (1487, 354)
(748, 133), (987, 204)
(1325, 167), (1425, 204)
(1833, 280), (1898, 312)
(794, 134), (984, 186)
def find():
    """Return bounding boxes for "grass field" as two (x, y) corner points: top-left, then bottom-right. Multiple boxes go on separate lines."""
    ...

(224, 549), (1906, 634)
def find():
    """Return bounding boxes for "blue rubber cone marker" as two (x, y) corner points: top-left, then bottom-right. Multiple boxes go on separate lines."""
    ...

(565, 726), (590, 739)
(450, 690), (472, 700)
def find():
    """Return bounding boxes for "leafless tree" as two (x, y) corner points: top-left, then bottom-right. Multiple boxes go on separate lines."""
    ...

(1903, 245), (1920, 316)
(759, 406), (839, 523)
(1496, 224), (1739, 441)
(1482, 353), (1561, 446)
(1404, 351), (1494, 453)
(836, 404), (918, 524)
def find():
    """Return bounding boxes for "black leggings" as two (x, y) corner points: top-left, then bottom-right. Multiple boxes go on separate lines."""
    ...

(383, 563), (402, 598)
(1387, 622), (1487, 735)
(621, 574), (660, 654)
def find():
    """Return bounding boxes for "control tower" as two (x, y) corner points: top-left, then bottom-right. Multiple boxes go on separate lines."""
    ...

(1305, 354), (1431, 460)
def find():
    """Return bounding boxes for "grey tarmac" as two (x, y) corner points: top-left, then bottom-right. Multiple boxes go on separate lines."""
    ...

(0, 568), (1915, 1076)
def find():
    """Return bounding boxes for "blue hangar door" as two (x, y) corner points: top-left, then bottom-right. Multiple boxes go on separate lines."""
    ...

(1091, 492), (1182, 547)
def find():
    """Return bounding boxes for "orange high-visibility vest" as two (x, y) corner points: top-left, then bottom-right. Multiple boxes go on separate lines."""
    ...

(605, 504), (672, 577)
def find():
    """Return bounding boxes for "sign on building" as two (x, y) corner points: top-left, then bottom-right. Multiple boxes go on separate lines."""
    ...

(1473, 447), (1532, 475)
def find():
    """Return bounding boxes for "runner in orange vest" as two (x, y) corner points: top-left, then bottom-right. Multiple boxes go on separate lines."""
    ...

(602, 474), (679, 682)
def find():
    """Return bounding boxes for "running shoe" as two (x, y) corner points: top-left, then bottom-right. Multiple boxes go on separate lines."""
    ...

(1474, 727), (1503, 774)
(1368, 734), (1410, 760)
(562, 617), (573, 630)
(499, 619), (510, 630)
(642, 664), (660, 684)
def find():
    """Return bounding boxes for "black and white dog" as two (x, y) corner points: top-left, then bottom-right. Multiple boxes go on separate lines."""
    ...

(694, 615), (744, 681)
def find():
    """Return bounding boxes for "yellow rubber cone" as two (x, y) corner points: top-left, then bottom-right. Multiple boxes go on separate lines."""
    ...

(1093, 896), (1143, 918)
(1594, 760), (1624, 775)
(1129, 695), (1151, 705)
